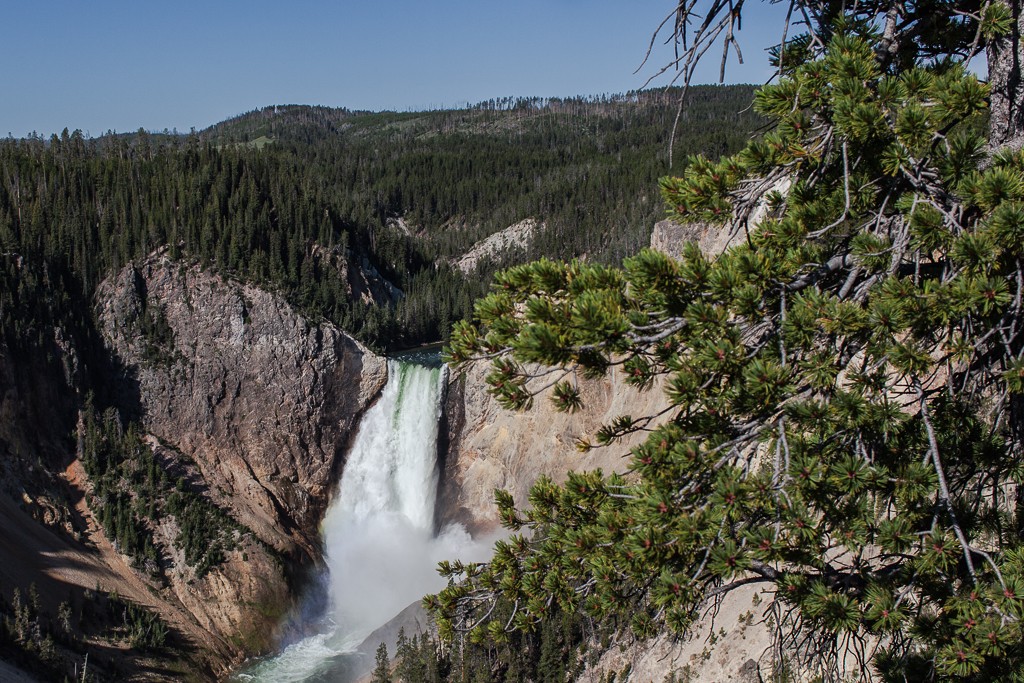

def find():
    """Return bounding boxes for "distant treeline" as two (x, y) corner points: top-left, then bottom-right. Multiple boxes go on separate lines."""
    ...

(0, 86), (761, 352)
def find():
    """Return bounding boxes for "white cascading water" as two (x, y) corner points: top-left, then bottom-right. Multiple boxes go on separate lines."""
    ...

(237, 359), (487, 682)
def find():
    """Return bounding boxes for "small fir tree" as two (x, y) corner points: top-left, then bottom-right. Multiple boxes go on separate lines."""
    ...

(372, 642), (392, 683)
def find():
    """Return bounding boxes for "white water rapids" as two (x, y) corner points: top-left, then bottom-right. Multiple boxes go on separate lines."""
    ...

(237, 359), (488, 682)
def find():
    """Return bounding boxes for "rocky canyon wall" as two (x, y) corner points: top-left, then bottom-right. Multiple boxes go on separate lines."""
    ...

(91, 255), (388, 655)
(438, 361), (668, 534)
(437, 220), (777, 682)
(95, 255), (387, 557)
(0, 253), (388, 680)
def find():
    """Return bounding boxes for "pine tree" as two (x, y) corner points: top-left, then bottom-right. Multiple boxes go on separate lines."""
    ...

(430, 2), (1024, 681)
(372, 642), (392, 683)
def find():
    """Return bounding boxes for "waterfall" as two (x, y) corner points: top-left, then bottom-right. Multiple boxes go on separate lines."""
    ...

(236, 359), (486, 682)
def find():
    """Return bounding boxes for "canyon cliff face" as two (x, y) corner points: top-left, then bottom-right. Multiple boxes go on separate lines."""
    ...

(0, 253), (388, 680)
(438, 362), (667, 534)
(95, 255), (387, 556)
(90, 255), (388, 651)
(438, 221), (777, 682)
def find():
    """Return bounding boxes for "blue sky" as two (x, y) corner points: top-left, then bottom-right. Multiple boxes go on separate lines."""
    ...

(1, 1), (784, 138)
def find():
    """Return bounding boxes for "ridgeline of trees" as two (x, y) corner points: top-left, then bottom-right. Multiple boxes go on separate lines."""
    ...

(0, 86), (760, 353)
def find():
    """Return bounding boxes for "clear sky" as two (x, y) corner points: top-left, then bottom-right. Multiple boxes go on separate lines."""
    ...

(1, 1), (784, 138)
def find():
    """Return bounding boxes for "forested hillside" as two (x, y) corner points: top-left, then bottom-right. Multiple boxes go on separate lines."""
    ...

(0, 86), (760, 353)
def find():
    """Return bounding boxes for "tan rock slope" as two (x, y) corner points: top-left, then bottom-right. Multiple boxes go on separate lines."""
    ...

(439, 219), (782, 682)
(451, 218), (538, 276)
(439, 362), (667, 534)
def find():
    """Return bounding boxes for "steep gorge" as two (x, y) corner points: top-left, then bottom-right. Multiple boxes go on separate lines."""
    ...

(1, 221), (764, 682)
(0, 254), (387, 680)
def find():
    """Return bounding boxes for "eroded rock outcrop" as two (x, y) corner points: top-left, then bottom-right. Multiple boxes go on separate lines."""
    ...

(451, 218), (538, 275)
(438, 220), (790, 681)
(95, 255), (387, 557)
(650, 217), (737, 260)
(89, 254), (387, 664)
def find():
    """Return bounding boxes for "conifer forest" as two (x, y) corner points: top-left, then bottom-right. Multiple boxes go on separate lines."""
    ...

(0, 87), (759, 355)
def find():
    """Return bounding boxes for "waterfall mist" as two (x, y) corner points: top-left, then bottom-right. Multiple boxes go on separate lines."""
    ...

(236, 359), (491, 682)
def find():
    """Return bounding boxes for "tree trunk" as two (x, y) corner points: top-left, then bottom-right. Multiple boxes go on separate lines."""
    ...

(988, 0), (1024, 147)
